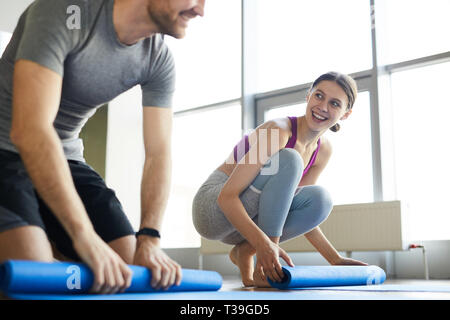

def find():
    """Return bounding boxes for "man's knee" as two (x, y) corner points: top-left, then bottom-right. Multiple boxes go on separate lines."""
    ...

(0, 225), (54, 263)
(108, 235), (136, 264)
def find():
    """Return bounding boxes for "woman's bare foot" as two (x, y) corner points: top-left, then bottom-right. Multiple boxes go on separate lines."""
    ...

(229, 241), (256, 287)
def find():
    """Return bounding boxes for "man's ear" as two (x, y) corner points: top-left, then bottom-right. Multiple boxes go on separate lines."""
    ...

(340, 108), (352, 121)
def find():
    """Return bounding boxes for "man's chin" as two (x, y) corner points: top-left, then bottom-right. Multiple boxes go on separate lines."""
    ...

(166, 28), (186, 39)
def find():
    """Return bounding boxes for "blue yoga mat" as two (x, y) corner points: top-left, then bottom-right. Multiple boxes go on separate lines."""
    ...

(5, 289), (376, 300)
(268, 265), (386, 289)
(0, 260), (222, 294)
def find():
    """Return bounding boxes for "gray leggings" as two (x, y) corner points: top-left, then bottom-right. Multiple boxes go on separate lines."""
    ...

(192, 148), (333, 245)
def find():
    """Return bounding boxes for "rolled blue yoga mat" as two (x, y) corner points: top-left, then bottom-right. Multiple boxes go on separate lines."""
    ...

(0, 260), (222, 294)
(268, 265), (386, 289)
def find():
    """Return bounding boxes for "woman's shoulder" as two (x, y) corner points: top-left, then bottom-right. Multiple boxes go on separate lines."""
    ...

(259, 117), (292, 135)
(247, 117), (291, 147)
(317, 136), (333, 160)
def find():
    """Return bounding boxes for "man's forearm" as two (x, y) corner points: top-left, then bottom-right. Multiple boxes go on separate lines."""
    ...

(12, 128), (94, 238)
(140, 154), (172, 232)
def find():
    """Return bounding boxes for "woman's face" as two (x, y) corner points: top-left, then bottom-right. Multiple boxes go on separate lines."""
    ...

(305, 80), (352, 132)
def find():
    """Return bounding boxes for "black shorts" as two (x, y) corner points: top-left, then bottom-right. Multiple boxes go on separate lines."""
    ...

(0, 149), (135, 261)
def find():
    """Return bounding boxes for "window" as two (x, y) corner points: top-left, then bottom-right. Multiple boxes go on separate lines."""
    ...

(105, 92), (242, 249)
(165, 0), (241, 111)
(390, 62), (450, 240)
(162, 103), (242, 248)
(379, 0), (450, 65)
(104, 1), (450, 248)
(264, 92), (373, 205)
(255, 0), (372, 93)
(265, 103), (307, 120)
(318, 92), (373, 204)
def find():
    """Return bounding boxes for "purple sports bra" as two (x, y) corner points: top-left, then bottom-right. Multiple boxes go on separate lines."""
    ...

(233, 116), (321, 178)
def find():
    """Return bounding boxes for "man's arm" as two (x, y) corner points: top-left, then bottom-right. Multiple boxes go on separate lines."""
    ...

(133, 106), (182, 290)
(11, 60), (82, 234)
(139, 107), (172, 231)
(11, 60), (132, 294)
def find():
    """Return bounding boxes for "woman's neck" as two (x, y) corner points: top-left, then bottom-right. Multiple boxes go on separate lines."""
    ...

(296, 116), (324, 148)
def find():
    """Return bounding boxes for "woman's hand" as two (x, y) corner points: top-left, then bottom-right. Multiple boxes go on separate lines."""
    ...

(254, 239), (294, 283)
(332, 256), (368, 266)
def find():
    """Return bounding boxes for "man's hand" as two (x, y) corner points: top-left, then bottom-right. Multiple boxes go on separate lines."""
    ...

(72, 229), (133, 294)
(133, 236), (182, 290)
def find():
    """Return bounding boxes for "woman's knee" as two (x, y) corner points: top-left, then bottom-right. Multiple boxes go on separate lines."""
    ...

(277, 148), (304, 173)
(255, 148), (303, 187)
(307, 185), (333, 221)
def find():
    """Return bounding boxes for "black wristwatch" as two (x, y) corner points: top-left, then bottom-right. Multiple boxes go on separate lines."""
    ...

(135, 228), (161, 239)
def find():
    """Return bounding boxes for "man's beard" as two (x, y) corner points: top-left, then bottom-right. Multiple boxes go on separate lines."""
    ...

(147, 7), (185, 39)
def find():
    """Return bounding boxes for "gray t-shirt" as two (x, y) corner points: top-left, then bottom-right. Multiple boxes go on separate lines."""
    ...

(0, 0), (175, 161)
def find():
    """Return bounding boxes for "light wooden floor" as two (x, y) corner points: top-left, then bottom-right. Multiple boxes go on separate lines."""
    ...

(220, 276), (450, 300)
(2, 277), (450, 300)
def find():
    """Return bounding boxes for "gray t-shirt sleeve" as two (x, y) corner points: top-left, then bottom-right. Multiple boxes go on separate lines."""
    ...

(141, 40), (176, 108)
(15, 0), (83, 76)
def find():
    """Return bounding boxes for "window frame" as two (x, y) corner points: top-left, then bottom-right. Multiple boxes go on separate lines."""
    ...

(168, 0), (450, 246)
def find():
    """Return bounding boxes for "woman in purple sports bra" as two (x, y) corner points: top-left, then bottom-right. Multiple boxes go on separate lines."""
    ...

(192, 72), (367, 287)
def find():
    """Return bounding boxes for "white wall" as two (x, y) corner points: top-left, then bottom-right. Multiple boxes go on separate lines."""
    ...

(105, 86), (145, 232)
(0, 0), (32, 54)
(0, 31), (11, 55)
(0, 0), (34, 33)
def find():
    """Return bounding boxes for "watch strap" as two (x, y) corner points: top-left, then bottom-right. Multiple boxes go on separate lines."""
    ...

(135, 228), (161, 239)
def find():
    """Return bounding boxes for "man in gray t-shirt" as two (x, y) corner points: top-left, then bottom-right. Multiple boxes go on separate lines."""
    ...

(0, 0), (205, 294)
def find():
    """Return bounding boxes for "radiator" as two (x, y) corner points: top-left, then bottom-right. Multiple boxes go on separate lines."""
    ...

(200, 200), (407, 255)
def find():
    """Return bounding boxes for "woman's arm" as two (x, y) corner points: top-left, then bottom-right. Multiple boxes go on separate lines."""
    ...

(300, 138), (367, 265)
(218, 120), (289, 246)
(304, 227), (340, 264)
(299, 138), (339, 263)
(217, 120), (294, 281)
(304, 227), (368, 265)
